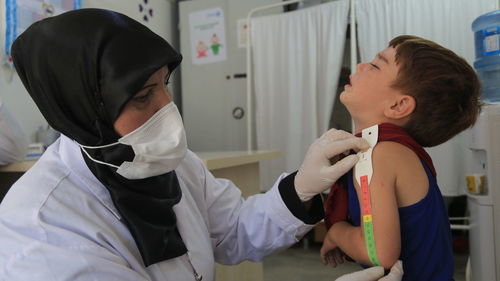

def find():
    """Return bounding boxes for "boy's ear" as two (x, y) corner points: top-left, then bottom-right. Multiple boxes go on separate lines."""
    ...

(384, 95), (416, 120)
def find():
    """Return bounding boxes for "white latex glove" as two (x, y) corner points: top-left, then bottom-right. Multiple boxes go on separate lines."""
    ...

(335, 261), (403, 281)
(378, 261), (404, 281)
(295, 129), (370, 201)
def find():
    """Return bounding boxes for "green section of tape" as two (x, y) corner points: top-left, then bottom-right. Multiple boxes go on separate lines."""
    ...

(363, 221), (380, 266)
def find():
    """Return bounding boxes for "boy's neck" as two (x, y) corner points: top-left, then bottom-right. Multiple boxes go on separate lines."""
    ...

(353, 120), (380, 135)
(353, 119), (404, 135)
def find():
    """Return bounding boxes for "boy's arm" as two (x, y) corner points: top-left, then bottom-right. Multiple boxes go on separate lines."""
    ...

(330, 141), (401, 269)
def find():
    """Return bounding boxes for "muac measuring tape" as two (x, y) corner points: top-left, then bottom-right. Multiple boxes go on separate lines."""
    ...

(354, 124), (381, 266)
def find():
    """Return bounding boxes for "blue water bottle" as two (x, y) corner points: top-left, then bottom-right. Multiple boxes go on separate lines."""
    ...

(472, 10), (500, 103)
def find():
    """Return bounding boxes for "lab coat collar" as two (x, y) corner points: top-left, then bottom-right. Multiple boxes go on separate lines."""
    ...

(58, 134), (121, 220)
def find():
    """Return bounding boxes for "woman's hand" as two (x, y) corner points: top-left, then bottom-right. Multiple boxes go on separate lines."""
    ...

(295, 129), (369, 201)
(334, 260), (403, 281)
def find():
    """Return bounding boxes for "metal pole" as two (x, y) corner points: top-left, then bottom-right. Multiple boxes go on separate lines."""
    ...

(350, 0), (357, 133)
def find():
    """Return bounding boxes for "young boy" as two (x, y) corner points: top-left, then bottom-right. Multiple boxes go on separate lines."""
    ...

(320, 35), (481, 281)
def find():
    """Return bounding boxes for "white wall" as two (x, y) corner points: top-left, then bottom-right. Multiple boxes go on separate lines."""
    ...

(0, 0), (43, 141)
(0, 0), (178, 143)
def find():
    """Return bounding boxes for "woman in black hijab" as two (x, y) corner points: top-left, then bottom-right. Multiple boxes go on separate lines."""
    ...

(0, 8), (373, 281)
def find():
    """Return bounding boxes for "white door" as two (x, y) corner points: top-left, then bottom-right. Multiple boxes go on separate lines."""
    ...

(179, 0), (280, 151)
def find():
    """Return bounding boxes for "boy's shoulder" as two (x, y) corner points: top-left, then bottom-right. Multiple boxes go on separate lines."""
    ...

(372, 141), (418, 168)
(371, 141), (429, 207)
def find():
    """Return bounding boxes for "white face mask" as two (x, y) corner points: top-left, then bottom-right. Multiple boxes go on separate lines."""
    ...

(77, 102), (187, 180)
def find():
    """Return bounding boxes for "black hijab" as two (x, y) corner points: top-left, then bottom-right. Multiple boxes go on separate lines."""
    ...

(11, 8), (187, 266)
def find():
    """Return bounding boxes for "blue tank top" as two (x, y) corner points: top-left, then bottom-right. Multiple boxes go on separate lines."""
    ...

(347, 161), (454, 281)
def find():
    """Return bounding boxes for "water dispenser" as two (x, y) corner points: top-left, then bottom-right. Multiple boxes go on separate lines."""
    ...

(472, 10), (500, 103)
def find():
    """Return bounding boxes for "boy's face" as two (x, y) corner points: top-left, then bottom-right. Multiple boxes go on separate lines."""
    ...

(340, 46), (403, 127)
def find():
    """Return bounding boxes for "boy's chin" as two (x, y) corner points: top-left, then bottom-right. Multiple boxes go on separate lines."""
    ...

(338, 94), (351, 111)
(339, 91), (348, 104)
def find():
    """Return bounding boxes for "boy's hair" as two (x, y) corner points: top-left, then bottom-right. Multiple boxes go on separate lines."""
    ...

(389, 35), (482, 147)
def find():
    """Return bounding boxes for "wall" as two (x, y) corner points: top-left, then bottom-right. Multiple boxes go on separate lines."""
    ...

(0, 0), (179, 143)
(0, 0), (43, 141)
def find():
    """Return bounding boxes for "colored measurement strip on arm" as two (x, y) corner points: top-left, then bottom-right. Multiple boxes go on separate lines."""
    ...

(360, 174), (381, 266)
(355, 124), (381, 266)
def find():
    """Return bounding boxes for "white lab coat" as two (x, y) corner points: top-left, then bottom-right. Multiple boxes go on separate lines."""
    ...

(0, 135), (314, 281)
(0, 101), (27, 165)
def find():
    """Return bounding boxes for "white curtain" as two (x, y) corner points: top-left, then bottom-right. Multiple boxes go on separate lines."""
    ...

(356, 0), (498, 196)
(251, 0), (350, 191)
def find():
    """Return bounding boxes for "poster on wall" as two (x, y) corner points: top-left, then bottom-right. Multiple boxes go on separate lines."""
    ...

(189, 7), (227, 65)
(237, 19), (248, 48)
(4, 0), (81, 66)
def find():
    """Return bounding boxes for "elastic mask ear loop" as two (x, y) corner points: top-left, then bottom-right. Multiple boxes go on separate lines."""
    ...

(75, 140), (121, 169)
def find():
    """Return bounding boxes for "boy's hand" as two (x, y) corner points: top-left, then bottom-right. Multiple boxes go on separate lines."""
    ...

(322, 247), (345, 268)
(295, 129), (370, 201)
(320, 226), (342, 266)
